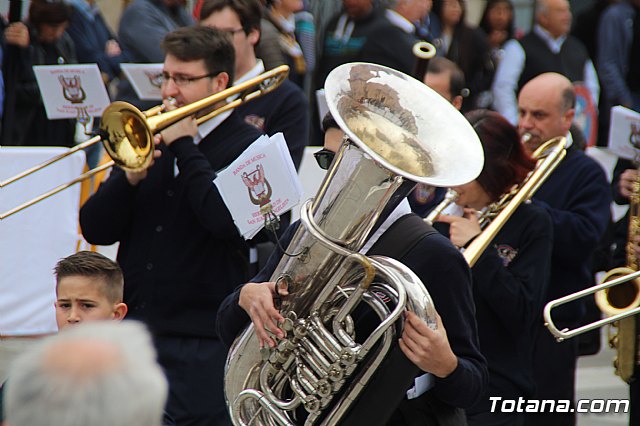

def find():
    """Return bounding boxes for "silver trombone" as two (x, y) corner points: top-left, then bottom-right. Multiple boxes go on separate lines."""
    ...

(543, 270), (640, 341)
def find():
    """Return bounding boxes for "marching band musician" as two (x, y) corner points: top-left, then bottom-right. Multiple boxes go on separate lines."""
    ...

(198, 0), (309, 171)
(516, 72), (611, 426)
(80, 26), (263, 426)
(433, 110), (553, 426)
(217, 115), (488, 425)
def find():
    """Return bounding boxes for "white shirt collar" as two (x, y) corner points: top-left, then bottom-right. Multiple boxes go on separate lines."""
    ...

(235, 59), (265, 85)
(533, 24), (567, 54)
(361, 198), (413, 254)
(385, 9), (415, 34)
(565, 130), (574, 149)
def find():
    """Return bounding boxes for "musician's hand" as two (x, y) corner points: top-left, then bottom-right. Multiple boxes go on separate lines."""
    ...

(125, 137), (162, 186)
(239, 282), (286, 349)
(105, 39), (121, 57)
(399, 312), (458, 378)
(158, 115), (198, 146)
(5, 22), (29, 48)
(436, 208), (481, 248)
(156, 97), (198, 146)
(619, 169), (639, 199)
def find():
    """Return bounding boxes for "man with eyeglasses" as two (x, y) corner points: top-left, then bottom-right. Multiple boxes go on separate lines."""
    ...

(199, 0), (309, 277)
(80, 26), (262, 426)
(198, 0), (309, 171)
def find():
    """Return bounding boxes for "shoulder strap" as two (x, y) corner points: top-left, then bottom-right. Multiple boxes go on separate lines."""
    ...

(367, 213), (437, 259)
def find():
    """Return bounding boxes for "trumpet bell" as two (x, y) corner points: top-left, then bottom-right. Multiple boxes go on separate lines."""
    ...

(99, 101), (154, 172)
(325, 62), (483, 187)
(595, 267), (640, 316)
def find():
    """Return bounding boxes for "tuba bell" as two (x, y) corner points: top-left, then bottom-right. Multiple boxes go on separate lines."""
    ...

(224, 63), (484, 426)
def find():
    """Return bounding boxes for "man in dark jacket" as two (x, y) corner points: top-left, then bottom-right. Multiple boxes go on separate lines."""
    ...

(518, 72), (611, 426)
(80, 26), (262, 426)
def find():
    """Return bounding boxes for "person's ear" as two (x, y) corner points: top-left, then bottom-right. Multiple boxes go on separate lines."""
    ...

(452, 95), (463, 111)
(112, 303), (128, 320)
(563, 107), (575, 131)
(212, 72), (230, 92)
(247, 28), (260, 47)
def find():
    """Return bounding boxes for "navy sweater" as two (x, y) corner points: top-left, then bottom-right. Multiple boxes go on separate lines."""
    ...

(236, 78), (309, 170)
(448, 203), (554, 415)
(80, 112), (262, 338)
(217, 216), (487, 412)
(532, 146), (611, 323)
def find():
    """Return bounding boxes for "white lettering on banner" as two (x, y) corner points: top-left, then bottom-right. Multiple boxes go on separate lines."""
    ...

(489, 397), (629, 414)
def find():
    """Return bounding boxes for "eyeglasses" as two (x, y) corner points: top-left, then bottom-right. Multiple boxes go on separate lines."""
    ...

(159, 71), (218, 87)
(222, 28), (245, 36)
(313, 149), (335, 170)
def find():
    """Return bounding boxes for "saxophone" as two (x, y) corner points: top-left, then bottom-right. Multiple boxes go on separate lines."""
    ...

(224, 63), (484, 426)
(594, 164), (640, 383)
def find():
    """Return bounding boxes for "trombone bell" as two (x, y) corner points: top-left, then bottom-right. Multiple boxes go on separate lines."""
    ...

(100, 102), (154, 172)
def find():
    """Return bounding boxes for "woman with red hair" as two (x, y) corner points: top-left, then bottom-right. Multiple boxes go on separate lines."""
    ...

(435, 109), (553, 425)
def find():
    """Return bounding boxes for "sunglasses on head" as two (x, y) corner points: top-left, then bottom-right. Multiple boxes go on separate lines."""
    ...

(313, 149), (335, 170)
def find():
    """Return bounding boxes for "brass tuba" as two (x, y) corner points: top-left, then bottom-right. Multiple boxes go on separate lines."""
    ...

(224, 63), (484, 426)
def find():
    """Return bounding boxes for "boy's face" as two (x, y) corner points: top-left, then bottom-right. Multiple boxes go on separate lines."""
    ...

(55, 275), (126, 330)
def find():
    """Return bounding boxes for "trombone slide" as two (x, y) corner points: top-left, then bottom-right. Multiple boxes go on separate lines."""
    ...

(543, 269), (640, 341)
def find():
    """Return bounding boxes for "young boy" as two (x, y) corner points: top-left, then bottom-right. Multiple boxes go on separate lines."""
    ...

(54, 251), (128, 330)
(0, 251), (128, 424)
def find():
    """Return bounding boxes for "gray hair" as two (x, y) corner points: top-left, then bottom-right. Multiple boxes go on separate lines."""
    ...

(5, 321), (168, 426)
(535, 0), (548, 16)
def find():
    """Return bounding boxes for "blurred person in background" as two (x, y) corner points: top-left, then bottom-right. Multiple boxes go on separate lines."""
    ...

(116, 0), (193, 110)
(258, 0), (312, 88)
(2, 0), (76, 147)
(431, 0), (492, 110)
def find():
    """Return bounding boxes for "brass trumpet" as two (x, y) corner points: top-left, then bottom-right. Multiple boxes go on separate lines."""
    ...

(0, 65), (289, 220)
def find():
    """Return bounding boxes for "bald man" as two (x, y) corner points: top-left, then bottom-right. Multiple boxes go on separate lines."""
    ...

(517, 73), (611, 426)
(492, 0), (599, 126)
